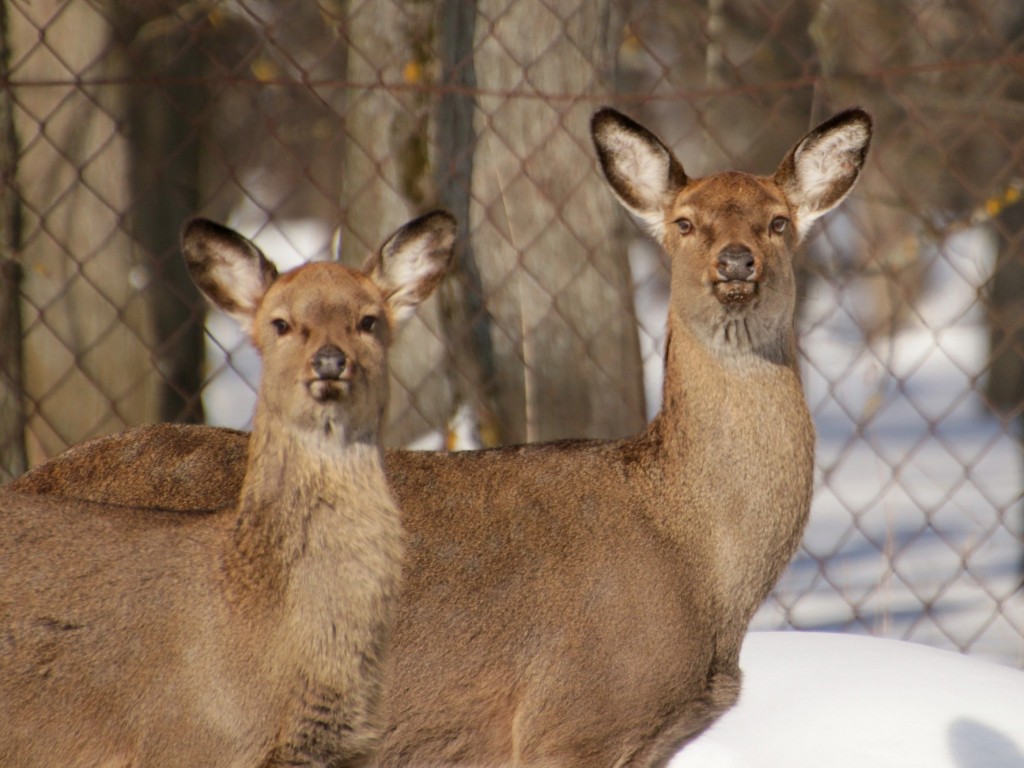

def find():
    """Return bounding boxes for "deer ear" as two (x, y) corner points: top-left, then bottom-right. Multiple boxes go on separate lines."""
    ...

(774, 109), (872, 239)
(364, 211), (456, 324)
(181, 219), (279, 335)
(591, 107), (688, 239)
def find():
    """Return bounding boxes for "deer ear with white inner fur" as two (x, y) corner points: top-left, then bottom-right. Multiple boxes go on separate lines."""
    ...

(364, 210), (457, 324)
(181, 218), (279, 337)
(773, 109), (872, 240)
(590, 107), (688, 240)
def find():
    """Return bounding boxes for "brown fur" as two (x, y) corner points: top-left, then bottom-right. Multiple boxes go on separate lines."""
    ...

(0, 211), (455, 767)
(9, 110), (871, 767)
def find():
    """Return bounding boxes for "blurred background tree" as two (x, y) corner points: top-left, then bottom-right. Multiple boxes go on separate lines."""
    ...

(2, 0), (1023, 470)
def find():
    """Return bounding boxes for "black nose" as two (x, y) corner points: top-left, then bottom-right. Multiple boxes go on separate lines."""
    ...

(717, 245), (755, 281)
(312, 345), (347, 379)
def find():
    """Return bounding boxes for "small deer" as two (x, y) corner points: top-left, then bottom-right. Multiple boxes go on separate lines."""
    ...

(9, 108), (871, 766)
(0, 211), (455, 767)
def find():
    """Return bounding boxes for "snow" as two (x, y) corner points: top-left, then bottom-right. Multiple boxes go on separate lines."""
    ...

(670, 631), (1024, 768)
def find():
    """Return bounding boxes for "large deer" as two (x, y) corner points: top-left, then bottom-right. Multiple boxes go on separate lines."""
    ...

(9, 108), (871, 766)
(0, 211), (455, 767)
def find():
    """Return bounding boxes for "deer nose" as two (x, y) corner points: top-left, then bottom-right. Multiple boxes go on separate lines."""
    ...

(312, 345), (347, 380)
(717, 245), (756, 281)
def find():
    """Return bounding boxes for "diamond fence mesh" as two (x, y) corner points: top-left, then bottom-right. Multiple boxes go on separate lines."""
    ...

(1, 0), (1023, 665)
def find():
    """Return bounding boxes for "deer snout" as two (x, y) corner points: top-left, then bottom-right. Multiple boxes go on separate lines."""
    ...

(309, 344), (352, 402)
(312, 345), (347, 380)
(716, 245), (756, 282)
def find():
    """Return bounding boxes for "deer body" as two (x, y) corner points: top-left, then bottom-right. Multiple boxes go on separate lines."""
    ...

(0, 212), (455, 767)
(9, 109), (871, 766)
(1, 456), (392, 767)
(378, 344), (813, 765)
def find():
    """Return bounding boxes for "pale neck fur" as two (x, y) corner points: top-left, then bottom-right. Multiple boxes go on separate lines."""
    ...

(231, 404), (404, 682)
(648, 309), (815, 635)
(239, 406), (389, 543)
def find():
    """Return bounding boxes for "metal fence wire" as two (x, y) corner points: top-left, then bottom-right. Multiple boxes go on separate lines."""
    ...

(1, 0), (1022, 666)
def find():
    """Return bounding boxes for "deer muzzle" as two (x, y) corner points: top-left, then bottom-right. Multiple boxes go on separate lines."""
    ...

(713, 244), (758, 305)
(309, 344), (351, 401)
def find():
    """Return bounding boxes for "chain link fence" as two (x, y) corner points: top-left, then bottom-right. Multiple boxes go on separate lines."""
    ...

(1, 0), (1022, 666)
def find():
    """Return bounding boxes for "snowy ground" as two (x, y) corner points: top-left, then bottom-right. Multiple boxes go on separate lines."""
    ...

(670, 632), (1024, 768)
(203, 220), (1024, 667)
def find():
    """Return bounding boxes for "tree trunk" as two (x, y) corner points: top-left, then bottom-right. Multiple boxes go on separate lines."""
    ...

(115, 6), (206, 423)
(986, 200), (1024, 418)
(433, 0), (501, 447)
(10, 1), (157, 463)
(470, 0), (644, 443)
(0, 0), (26, 481)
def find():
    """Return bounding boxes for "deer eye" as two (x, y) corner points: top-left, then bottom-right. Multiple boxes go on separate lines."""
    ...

(271, 318), (290, 336)
(770, 216), (789, 234)
(359, 315), (378, 333)
(676, 218), (693, 235)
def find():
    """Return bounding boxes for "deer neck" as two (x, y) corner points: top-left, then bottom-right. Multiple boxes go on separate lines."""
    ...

(230, 403), (403, 637)
(649, 310), (814, 632)
(221, 403), (402, 734)
(653, 303), (806, 432)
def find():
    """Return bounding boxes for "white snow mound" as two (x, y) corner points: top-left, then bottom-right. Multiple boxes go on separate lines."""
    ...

(671, 631), (1024, 768)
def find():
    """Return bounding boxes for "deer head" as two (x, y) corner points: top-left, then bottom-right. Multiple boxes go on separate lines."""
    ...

(182, 211), (457, 443)
(592, 108), (871, 362)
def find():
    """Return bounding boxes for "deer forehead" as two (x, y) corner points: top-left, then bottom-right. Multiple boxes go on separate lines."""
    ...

(261, 263), (386, 327)
(670, 172), (790, 229)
